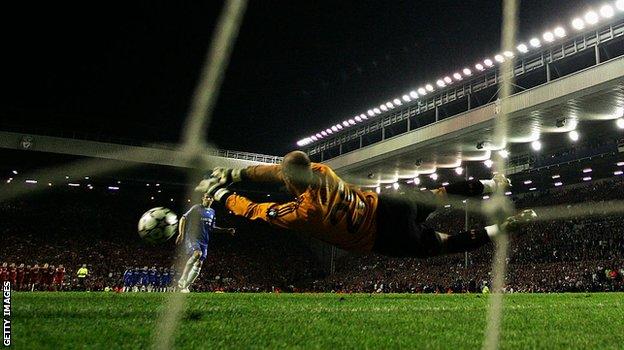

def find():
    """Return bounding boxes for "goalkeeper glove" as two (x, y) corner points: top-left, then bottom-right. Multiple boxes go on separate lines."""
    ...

(194, 177), (232, 203)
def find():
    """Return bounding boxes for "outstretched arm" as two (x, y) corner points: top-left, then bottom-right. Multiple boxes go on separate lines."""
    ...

(224, 194), (309, 231)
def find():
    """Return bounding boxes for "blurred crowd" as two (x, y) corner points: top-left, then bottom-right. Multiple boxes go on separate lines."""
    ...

(1, 176), (623, 293)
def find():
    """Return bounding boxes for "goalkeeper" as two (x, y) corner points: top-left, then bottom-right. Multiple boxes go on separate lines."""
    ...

(196, 151), (536, 258)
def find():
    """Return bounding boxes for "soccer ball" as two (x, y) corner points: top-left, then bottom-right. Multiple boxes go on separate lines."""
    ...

(138, 207), (178, 244)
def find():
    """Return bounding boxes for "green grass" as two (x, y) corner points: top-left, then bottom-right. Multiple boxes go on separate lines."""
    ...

(11, 292), (624, 349)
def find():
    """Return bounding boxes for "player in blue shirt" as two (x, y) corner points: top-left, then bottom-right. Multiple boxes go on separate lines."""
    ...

(148, 266), (158, 292)
(140, 266), (149, 291)
(175, 192), (235, 293)
(123, 267), (133, 292)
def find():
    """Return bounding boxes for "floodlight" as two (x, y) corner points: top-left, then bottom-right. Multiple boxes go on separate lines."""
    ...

(600, 5), (614, 18)
(554, 27), (566, 38)
(585, 10), (599, 24)
(572, 18), (585, 30)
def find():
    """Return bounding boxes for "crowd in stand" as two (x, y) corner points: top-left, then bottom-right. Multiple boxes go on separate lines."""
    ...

(1, 176), (623, 293)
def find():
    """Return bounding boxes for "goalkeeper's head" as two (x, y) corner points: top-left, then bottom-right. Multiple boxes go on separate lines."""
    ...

(282, 151), (314, 196)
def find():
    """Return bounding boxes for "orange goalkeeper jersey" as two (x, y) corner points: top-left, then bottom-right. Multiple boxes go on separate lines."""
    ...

(225, 163), (379, 252)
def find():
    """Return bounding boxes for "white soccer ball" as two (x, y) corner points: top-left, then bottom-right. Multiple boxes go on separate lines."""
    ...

(138, 207), (178, 244)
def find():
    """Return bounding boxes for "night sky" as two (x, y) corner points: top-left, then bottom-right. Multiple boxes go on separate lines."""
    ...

(1, 1), (603, 156)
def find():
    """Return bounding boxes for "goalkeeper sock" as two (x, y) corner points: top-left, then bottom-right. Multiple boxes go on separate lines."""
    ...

(444, 180), (485, 197)
(186, 265), (202, 287)
(444, 228), (492, 253)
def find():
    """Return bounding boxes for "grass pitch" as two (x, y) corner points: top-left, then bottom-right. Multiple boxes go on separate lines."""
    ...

(12, 292), (624, 349)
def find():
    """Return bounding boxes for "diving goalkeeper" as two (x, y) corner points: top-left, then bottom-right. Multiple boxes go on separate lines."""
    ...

(196, 151), (536, 258)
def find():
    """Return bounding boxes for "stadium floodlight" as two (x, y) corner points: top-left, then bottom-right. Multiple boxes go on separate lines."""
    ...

(572, 18), (585, 30)
(386, 102), (394, 109)
(430, 173), (438, 181)
(454, 167), (463, 175)
(360, 113), (368, 120)
(348, 119), (356, 125)
(552, 174), (561, 179)
(321, 131), (328, 136)
(484, 159), (493, 168)
(617, 0), (624, 11)
(342, 121), (350, 126)
(617, 162), (624, 166)
(373, 108), (381, 114)
(615, 170), (624, 176)
(12, 170), (18, 175)
(568, 130), (579, 141)
(393, 98), (401, 105)
(585, 10), (599, 24)
(531, 140), (542, 151)
(354, 116), (361, 123)
(554, 182), (563, 187)
(380, 105), (388, 112)
(484, 59), (494, 67)
(436, 79), (446, 87)
(25, 179), (37, 184)
(413, 177), (421, 185)
(529, 38), (541, 48)
(444, 76), (452, 84)
(402, 94), (411, 102)
(425, 84), (434, 92)
(554, 27), (566, 38)
(393, 182), (399, 190)
(463, 68), (472, 76)
(583, 176), (592, 181)
(326, 128), (333, 134)
(311, 135), (318, 141)
(498, 149), (509, 158)
(600, 4), (614, 18)
(331, 126), (338, 132)
(367, 109), (375, 116)
(417, 87), (427, 95)
(616, 118), (624, 129)
(409, 90), (419, 99)
(503, 51), (514, 58)
(582, 168), (592, 173)
(375, 186), (381, 194)
(494, 54), (505, 63)
(524, 180), (532, 185)
(316, 133), (323, 138)
(543, 31), (555, 42)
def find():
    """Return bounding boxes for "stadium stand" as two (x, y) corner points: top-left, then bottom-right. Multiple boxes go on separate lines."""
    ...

(2, 173), (622, 293)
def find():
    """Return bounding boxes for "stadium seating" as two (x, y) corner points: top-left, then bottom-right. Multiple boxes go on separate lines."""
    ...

(2, 177), (623, 292)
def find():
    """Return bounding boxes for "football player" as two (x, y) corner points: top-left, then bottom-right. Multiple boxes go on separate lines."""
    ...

(175, 192), (235, 293)
(197, 151), (536, 259)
